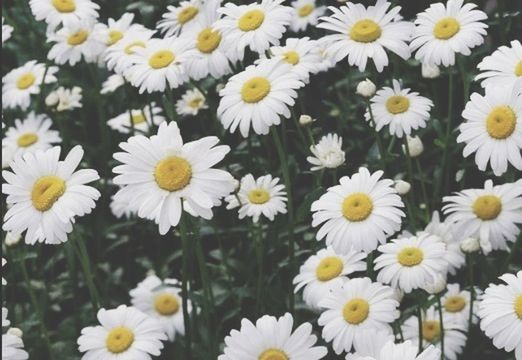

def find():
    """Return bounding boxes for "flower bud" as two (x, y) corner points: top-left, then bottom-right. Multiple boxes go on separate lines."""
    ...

(402, 136), (424, 157)
(460, 237), (480, 253)
(299, 114), (315, 126)
(421, 63), (440, 79)
(356, 78), (376, 98)
(424, 273), (447, 294)
(394, 180), (411, 195)
(7, 327), (23, 338)
(455, 169), (464, 182)
(45, 92), (59, 107)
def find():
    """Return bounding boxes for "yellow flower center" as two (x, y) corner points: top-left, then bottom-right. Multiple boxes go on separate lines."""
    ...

(189, 98), (203, 109)
(67, 30), (89, 46)
(154, 293), (180, 316)
(131, 113), (146, 125)
(107, 30), (124, 46)
(343, 298), (370, 325)
(17, 133), (39, 147)
(241, 77), (271, 103)
(444, 295), (467, 313)
(433, 17), (460, 40)
(341, 193), (373, 222)
(178, 6), (199, 25)
(52, 0), (76, 13)
(106, 327), (134, 354)
(283, 51), (300, 65)
(149, 50), (175, 69)
(124, 41), (146, 55)
(386, 95), (410, 114)
(515, 61), (522, 77)
(514, 295), (522, 319)
(31, 176), (66, 212)
(472, 195), (502, 220)
(248, 189), (270, 204)
(258, 348), (289, 360)
(298, 4), (314, 17)
(397, 247), (424, 267)
(485, 105), (517, 140)
(349, 19), (382, 43)
(238, 10), (265, 32)
(315, 256), (343, 281)
(422, 320), (441, 343)
(154, 156), (192, 192)
(196, 28), (222, 54)
(16, 73), (36, 90)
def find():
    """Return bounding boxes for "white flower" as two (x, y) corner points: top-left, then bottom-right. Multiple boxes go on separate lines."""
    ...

(49, 86), (83, 111)
(157, 0), (204, 37)
(2, 307), (9, 327)
(94, 12), (144, 49)
(476, 40), (522, 89)
(2, 17), (13, 43)
(345, 336), (441, 360)
(299, 114), (315, 126)
(104, 27), (155, 75)
(29, 0), (99, 29)
(175, 88), (208, 116)
(107, 103), (165, 134)
(423, 273), (447, 295)
(394, 180), (411, 195)
(441, 283), (480, 327)
(356, 79), (376, 98)
(7, 328), (23, 338)
(290, 0), (326, 33)
(421, 63), (440, 79)
(100, 74), (125, 94)
(2, 334), (28, 360)
(402, 135), (424, 157)
(307, 133), (345, 171)
(5, 231), (22, 247)
(314, 37), (336, 73)
(2, 146), (16, 169)
(109, 194), (134, 219)
(460, 237), (480, 253)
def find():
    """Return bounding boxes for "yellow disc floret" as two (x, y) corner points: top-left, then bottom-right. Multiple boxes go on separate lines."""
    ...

(178, 6), (199, 25)
(298, 4), (314, 18)
(258, 348), (289, 360)
(107, 30), (124, 46)
(196, 28), (222, 54)
(52, 0), (76, 13)
(67, 30), (89, 46)
(343, 298), (370, 325)
(149, 50), (175, 69)
(422, 320), (441, 343)
(248, 189), (270, 204)
(472, 195), (502, 220)
(433, 17), (460, 40)
(283, 51), (300, 65)
(241, 77), (271, 103)
(17, 133), (39, 147)
(386, 95), (410, 114)
(31, 176), (66, 212)
(16, 73), (36, 90)
(154, 293), (180, 316)
(106, 327), (134, 354)
(444, 295), (467, 313)
(342, 193), (373, 222)
(514, 295), (522, 319)
(316, 256), (344, 281)
(485, 105), (516, 140)
(515, 61), (522, 77)
(154, 156), (192, 192)
(131, 113), (146, 125)
(238, 10), (265, 32)
(397, 247), (424, 267)
(124, 41), (146, 55)
(349, 19), (382, 43)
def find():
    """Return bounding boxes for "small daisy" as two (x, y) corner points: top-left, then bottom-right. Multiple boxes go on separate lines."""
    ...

(225, 174), (287, 223)
(346, 335), (441, 360)
(443, 179), (522, 252)
(293, 246), (366, 309)
(476, 40), (522, 89)
(318, 277), (399, 354)
(94, 12), (144, 49)
(29, 0), (99, 29)
(307, 133), (345, 171)
(107, 103), (165, 134)
(2, 17), (13, 43)
(410, 0), (488, 67)
(2, 60), (58, 110)
(365, 80), (434, 138)
(2, 334), (29, 360)
(175, 88), (208, 116)
(100, 73), (125, 94)
(457, 83), (522, 176)
(375, 233), (447, 293)
(2, 146), (100, 245)
(47, 86), (83, 111)
(219, 312), (328, 360)
(104, 28), (155, 75)
(317, 0), (413, 72)
(479, 271), (522, 359)
(77, 304), (167, 359)
(218, 59), (304, 137)
(441, 283), (480, 326)
(110, 193), (134, 219)
(157, 0), (204, 37)
(311, 167), (405, 254)
(289, 0), (326, 33)
(113, 121), (234, 235)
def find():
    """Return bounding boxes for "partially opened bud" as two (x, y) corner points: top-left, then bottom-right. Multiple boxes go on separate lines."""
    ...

(356, 78), (376, 98)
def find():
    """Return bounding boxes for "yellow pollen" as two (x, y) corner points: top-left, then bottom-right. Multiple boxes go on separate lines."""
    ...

(178, 6), (199, 25)
(16, 73), (36, 90)
(472, 195), (502, 220)
(349, 19), (382, 43)
(149, 50), (175, 69)
(515, 61), (522, 77)
(154, 293), (180, 316)
(298, 4), (314, 17)
(52, 0), (76, 13)
(106, 327), (134, 354)
(238, 10), (265, 32)
(258, 348), (289, 360)
(316, 256), (343, 281)
(188, 98), (203, 109)
(433, 17), (460, 40)
(196, 28), (222, 54)
(397, 247), (424, 267)
(154, 156), (192, 192)
(386, 95), (410, 114)
(131, 113), (146, 125)
(31, 176), (66, 212)
(248, 189), (270, 204)
(342, 193), (373, 222)
(283, 51), (300, 65)
(107, 30), (124, 46)
(241, 77), (271, 103)
(444, 295), (467, 313)
(485, 105), (517, 140)
(422, 320), (441, 343)
(17, 133), (39, 147)
(343, 298), (370, 325)
(514, 295), (522, 319)
(67, 30), (89, 46)
(124, 41), (146, 55)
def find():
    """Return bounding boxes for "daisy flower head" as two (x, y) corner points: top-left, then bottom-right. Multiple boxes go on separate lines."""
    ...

(77, 304), (167, 359)
(307, 133), (345, 171)
(47, 86), (83, 111)
(410, 0), (488, 67)
(293, 246), (366, 309)
(2, 334), (29, 360)
(225, 174), (287, 223)
(2, 60), (58, 110)
(2, 146), (100, 245)
(290, 0), (326, 33)
(2, 17), (13, 43)
(345, 336), (441, 360)
(317, 0), (414, 72)
(94, 12), (145, 49)
(443, 179), (522, 252)
(107, 103), (165, 134)
(318, 277), (399, 354)
(218, 312), (327, 360)
(157, 0), (204, 37)
(375, 233), (447, 293)
(112, 121), (234, 235)
(457, 82), (522, 176)
(104, 28), (155, 75)
(479, 271), (522, 359)
(311, 167), (405, 254)
(29, 0), (99, 29)
(176, 88), (208, 116)
(100, 73), (125, 94)
(218, 59), (304, 137)
(441, 283), (480, 327)
(476, 40), (522, 89)
(365, 80), (434, 138)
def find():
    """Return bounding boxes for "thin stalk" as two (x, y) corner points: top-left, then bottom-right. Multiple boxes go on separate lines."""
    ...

(179, 213), (192, 358)
(38, 64), (50, 111)
(437, 296), (445, 360)
(366, 251), (374, 281)
(415, 158), (430, 222)
(366, 100), (387, 173)
(72, 233), (101, 309)
(403, 136), (418, 232)
(164, 85), (177, 122)
(438, 69), (454, 202)
(417, 299), (424, 354)
(254, 220), (264, 315)
(467, 254), (475, 336)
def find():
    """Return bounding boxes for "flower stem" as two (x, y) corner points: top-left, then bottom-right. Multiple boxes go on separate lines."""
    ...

(415, 158), (431, 222)
(437, 296), (445, 360)
(417, 301), (424, 354)
(437, 68), (454, 202)
(467, 254), (475, 336)
(403, 136), (418, 232)
(72, 233), (101, 310)
(366, 100), (387, 173)
(254, 220), (264, 315)
(179, 212), (193, 358)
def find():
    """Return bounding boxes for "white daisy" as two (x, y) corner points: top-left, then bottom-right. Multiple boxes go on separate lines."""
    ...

(219, 312), (327, 360)
(2, 334), (28, 360)
(2, 60), (58, 110)
(293, 246), (366, 309)
(46, 86), (83, 111)
(29, 0), (99, 29)
(289, 0), (326, 33)
(317, 0), (413, 72)
(441, 283), (480, 327)
(476, 40), (522, 89)
(307, 133), (345, 171)
(77, 304), (167, 359)
(311, 167), (405, 254)
(225, 174), (287, 223)
(175, 88), (208, 116)
(104, 27), (155, 75)
(218, 59), (304, 137)
(410, 0), (488, 67)
(2, 145), (100, 245)
(109, 193), (134, 219)
(2, 307), (10, 327)
(375, 233), (447, 293)
(157, 0), (204, 37)
(443, 179), (522, 252)
(100, 73), (125, 94)
(112, 121), (234, 235)
(314, 37), (336, 73)
(107, 103), (165, 134)
(2, 17), (13, 43)
(457, 82), (522, 176)
(94, 12), (144, 49)
(345, 335), (441, 360)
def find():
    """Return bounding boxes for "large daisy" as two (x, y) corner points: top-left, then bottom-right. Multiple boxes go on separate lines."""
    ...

(476, 40), (522, 89)
(29, 0), (99, 29)
(157, 0), (205, 37)
(345, 336), (441, 360)
(289, 0), (326, 33)
(107, 103), (165, 134)
(104, 28), (155, 75)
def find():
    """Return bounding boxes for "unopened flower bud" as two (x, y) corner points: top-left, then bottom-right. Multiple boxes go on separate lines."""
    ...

(356, 78), (376, 98)
(299, 114), (315, 126)
(7, 327), (23, 338)
(45, 92), (59, 107)
(460, 237), (480, 253)
(402, 136), (424, 157)
(424, 273), (447, 294)
(455, 169), (465, 182)
(394, 180), (411, 195)
(421, 63), (440, 79)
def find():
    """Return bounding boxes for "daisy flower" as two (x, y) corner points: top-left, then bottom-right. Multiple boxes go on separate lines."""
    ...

(365, 80), (434, 138)
(476, 40), (522, 89)
(410, 0), (487, 67)
(307, 133), (345, 171)
(100, 73), (125, 94)
(314, 37), (336, 73)
(293, 246), (366, 309)
(289, 0), (326, 33)
(457, 82), (522, 176)
(94, 12), (145, 49)
(479, 271), (522, 359)
(214, 0), (293, 61)
(2, 334), (28, 360)
(345, 335), (441, 360)
(218, 59), (303, 137)
(2, 17), (13, 43)
(157, 0), (204, 37)
(51, 86), (83, 111)
(104, 28), (155, 75)
(225, 174), (287, 223)
(375, 233), (447, 293)
(77, 305), (167, 359)
(2, 146), (100, 245)
(107, 103), (165, 134)
(311, 167), (405, 254)
(219, 312), (327, 360)
(318, 277), (399, 354)
(29, 0), (99, 29)
(175, 88), (208, 116)
(443, 180), (522, 252)
(112, 121), (234, 235)
(441, 283), (480, 327)
(110, 194), (134, 219)
(317, 0), (413, 72)
(2, 60), (58, 110)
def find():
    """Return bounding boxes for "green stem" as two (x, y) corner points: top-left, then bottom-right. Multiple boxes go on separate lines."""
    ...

(164, 85), (177, 122)
(438, 69), (454, 202)
(72, 234), (101, 310)
(366, 100), (387, 173)
(437, 296), (445, 360)
(179, 213), (192, 358)
(254, 220), (264, 315)
(403, 136), (418, 232)
(417, 301), (424, 354)
(467, 254), (475, 337)
(415, 158), (430, 222)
